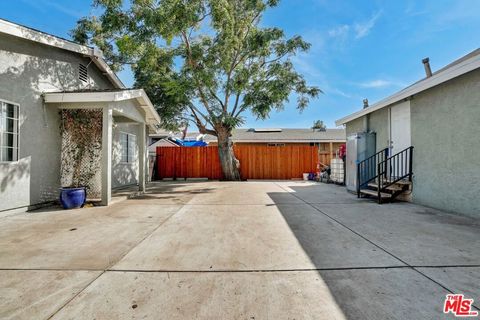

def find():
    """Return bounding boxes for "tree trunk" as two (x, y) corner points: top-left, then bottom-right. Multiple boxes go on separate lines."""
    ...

(216, 128), (241, 181)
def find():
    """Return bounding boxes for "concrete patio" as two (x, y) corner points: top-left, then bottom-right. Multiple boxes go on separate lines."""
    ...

(0, 181), (479, 319)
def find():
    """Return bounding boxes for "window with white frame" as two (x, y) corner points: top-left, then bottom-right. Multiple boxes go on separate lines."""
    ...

(120, 132), (137, 163)
(0, 101), (19, 162)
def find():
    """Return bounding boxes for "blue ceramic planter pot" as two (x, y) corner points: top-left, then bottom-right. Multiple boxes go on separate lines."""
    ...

(60, 187), (86, 209)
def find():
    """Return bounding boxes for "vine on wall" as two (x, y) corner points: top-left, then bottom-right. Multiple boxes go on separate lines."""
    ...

(60, 109), (103, 191)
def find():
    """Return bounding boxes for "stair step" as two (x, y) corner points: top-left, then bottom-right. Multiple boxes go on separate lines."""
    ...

(384, 179), (411, 186)
(367, 183), (404, 192)
(360, 189), (392, 198)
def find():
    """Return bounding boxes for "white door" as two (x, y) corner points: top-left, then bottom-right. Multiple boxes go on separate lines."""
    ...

(390, 101), (411, 155)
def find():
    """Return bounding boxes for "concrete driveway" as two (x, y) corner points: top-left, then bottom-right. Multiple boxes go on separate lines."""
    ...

(0, 181), (479, 319)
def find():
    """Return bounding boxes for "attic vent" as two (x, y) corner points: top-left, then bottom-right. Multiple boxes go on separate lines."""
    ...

(78, 63), (88, 83)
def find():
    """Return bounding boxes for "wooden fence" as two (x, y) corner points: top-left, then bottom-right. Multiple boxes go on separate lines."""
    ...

(156, 145), (332, 180)
(156, 146), (223, 180)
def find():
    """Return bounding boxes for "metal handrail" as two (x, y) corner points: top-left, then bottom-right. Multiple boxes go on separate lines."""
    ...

(376, 146), (414, 198)
(356, 147), (389, 196)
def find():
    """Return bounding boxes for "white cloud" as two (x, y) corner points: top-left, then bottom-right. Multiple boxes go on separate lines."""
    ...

(327, 87), (352, 98)
(326, 11), (382, 44)
(328, 25), (350, 38)
(357, 79), (406, 89)
(291, 55), (322, 79)
(354, 11), (382, 39)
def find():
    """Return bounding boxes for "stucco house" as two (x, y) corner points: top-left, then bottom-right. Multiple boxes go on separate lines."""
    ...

(336, 49), (480, 218)
(0, 19), (161, 215)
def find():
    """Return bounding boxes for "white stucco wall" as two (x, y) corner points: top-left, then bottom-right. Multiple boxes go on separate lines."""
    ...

(0, 32), (115, 212)
(112, 122), (140, 188)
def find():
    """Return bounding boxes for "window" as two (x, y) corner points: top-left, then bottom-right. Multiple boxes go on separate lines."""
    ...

(0, 101), (19, 162)
(120, 132), (136, 163)
(79, 63), (88, 83)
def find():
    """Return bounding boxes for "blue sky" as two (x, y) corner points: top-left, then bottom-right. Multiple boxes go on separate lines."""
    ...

(1, 0), (479, 128)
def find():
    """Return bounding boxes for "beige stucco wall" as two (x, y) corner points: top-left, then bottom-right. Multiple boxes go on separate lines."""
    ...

(0, 33), (115, 213)
(410, 68), (480, 218)
(368, 107), (390, 152)
(344, 69), (480, 218)
(345, 117), (364, 137)
(345, 107), (390, 153)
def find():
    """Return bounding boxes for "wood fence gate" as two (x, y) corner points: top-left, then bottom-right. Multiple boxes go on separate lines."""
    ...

(156, 145), (331, 180)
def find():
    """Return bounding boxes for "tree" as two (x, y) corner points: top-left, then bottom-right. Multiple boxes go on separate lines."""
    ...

(312, 120), (326, 131)
(72, 0), (320, 180)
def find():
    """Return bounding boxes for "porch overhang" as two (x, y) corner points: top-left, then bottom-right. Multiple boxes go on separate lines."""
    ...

(43, 89), (161, 132)
(44, 89), (158, 206)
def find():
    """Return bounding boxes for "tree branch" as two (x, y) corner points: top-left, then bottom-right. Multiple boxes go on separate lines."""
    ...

(188, 105), (217, 136)
(224, 10), (262, 113)
(207, 87), (225, 110)
(230, 92), (241, 116)
(181, 31), (218, 121)
(188, 103), (215, 128)
(234, 103), (249, 119)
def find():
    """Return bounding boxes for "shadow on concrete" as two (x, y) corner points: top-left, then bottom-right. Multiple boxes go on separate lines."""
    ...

(124, 182), (216, 202)
(267, 182), (480, 319)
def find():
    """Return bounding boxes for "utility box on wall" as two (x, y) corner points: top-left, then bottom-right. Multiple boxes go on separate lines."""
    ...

(346, 132), (376, 192)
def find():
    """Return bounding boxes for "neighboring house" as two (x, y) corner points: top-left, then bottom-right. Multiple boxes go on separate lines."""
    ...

(336, 49), (480, 218)
(176, 128), (346, 155)
(148, 138), (179, 155)
(0, 19), (161, 214)
(148, 130), (173, 145)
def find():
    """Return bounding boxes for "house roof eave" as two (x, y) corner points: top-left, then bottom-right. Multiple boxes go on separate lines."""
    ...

(0, 18), (125, 89)
(335, 48), (480, 126)
(43, 89), (161, 131)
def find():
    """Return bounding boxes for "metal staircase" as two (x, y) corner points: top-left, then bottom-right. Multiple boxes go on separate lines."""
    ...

(357, 146), (413, 203)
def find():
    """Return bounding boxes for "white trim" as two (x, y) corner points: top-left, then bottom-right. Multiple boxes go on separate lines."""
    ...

(0, 100), (20, 163)
(119, 131), (137, 164)
(335, 49), (480, 126)
(0, 18), (124, 89)
(118, 131), (138, 165)
(43, 89), (161, 131)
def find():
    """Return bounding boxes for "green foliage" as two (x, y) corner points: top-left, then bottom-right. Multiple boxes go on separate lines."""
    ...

(71, 0), (321, 134)
(312, 120), (326, 131)
(60, 110), (103, 188)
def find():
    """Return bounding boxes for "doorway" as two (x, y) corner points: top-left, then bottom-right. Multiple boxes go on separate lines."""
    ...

(390, 101), (411, 155)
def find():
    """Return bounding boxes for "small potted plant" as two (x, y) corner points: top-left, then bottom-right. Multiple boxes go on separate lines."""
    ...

(59, 109), (102, 209)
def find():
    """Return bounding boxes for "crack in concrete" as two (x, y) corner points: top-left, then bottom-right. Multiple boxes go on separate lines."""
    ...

(2, 264), (480, 273)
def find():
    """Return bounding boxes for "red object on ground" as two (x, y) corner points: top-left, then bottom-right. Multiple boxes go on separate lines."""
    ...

(339, 144), (346, 158)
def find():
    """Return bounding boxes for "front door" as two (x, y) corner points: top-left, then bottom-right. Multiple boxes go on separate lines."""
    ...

(390, 101), (411, 155)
